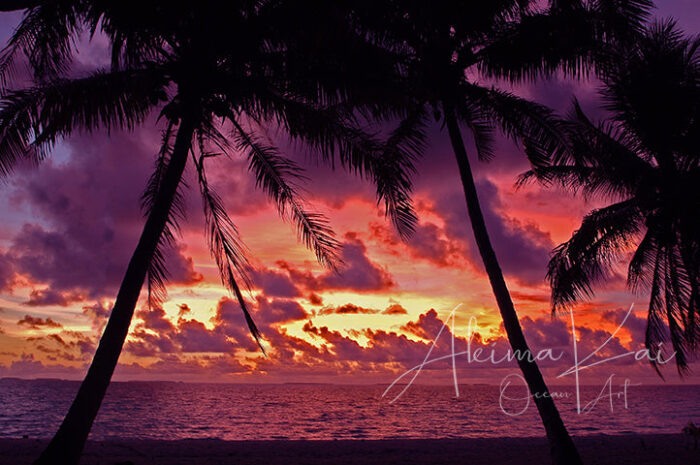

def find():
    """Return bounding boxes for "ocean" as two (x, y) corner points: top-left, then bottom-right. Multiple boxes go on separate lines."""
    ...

(0, 379), (698, 440)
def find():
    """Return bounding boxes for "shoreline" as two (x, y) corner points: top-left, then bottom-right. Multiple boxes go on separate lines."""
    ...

(2, 434), (697, 464)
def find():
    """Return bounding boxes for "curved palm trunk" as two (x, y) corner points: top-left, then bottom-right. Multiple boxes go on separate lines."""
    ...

(443, 105), (583, 465)
(34, 116), (196, 465)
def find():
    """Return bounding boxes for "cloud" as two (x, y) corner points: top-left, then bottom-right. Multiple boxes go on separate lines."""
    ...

(400, 309), (447, 341)
(324, 233), (395, 291)
(382, 303), (408, 315)
(307, 293), (323, 306)
(318, 303), (380, 315)
(173, 319), (232, 353)
(0, 254), (15, 292)
(254, 297), (309, 325)
(17, 315), (63, 329)
(2, 127), (202, 305)
(126, 292), (312, 358)
(5, 300), (696, 382)
(24, 329), (96, 361)
(250, 268), (301, 298)
(25, 289), (85, 307)
(82, 301), (111, 331)
(277, 233), (394, 293)
(431, 179), (554, 286)
(162, 244), (204, 286)
(511, 290), (550, 304)
(0, 353), (85, 379)
(406, 222), (464, 267)
(136, 307), (175, 332)
(177, 303), (192, 317)
(519, 316), (572, 350)
(210, 297), (260, 351)
(601, 308), (649, 348)
(317, 302), (408, 316)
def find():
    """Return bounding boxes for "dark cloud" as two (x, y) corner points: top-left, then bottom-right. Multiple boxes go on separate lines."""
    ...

(307, 292), (323, 306)
(519, 316), (572, 350)
(177, 303), (192, 317)
(136, 307), (176, 333)
(601, 308), (652, 350)
(25, 330), (96, 361)
(400, 309), (446, 341)
(128, 329), (178, 356)
(250, 267), (301, 298)
(17, 315), (63, 329)
(127, 293), (311, 358)
(3, 128), (202, 305)
(254, 297), (309, 325)
(382, 303), (408, 315)
(322, 233), (394, 290)
(5, 303), (690, 381)
(407, 222), (464, 267)
(0, 255), (15, 292)
(163, 245), (204, 286)
(432, 179), (554, 286)
(173, 319), (232, 353)
(318, 303), (380, 315)
(278, 233), (394, 293)
(210, 297), (260, 352)
(317, 302), (408, 316)
(25, 289), (85, 307)
(0, 353), (84, 379)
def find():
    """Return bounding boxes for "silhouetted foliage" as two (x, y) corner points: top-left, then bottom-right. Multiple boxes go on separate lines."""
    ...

(522, 20), (700, 374)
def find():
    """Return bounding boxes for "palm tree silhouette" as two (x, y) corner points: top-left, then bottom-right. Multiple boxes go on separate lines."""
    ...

(0, 2), (418, 464)
(348, 1), (652, 463)
(521, 20), (699, 374)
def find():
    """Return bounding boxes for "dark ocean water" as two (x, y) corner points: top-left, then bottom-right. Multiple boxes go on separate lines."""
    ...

(0, 379), (697, 440)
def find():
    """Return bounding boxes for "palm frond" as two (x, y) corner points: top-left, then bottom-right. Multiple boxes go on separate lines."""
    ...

(140, 120), (187, 310)
(645, 241), (698, 373)
(456, 103), (496, 162)
(231, 118), (342, 269)
(192, 147), (264, 354)
(478, 0), (652, 81)
(664, 246), (691, 372)
(517, 165), (594, 191)
(627, 228), (658, 292)
(547, 199), (643, 311)
(372, 106), (427, 239)
(645, 247), (668, 376)
(0, 68), (167, 176)
(600, 19), (699, 168)
(267, 95), (423, 239)
(519, 99), (653, 201)
(462, 84), (569, 169)
(1, 0), (82, 86)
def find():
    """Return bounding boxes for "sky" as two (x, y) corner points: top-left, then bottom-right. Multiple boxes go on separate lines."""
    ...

(0, 2), (698, 386)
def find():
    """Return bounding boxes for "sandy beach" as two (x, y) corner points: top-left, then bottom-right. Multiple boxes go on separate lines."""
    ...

(1, 434), (697, 465)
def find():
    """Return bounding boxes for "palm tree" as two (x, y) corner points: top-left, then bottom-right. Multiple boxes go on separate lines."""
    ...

(347, 1), (652, 463)
(520, 20), (700, 373)
(0, 2), (419, 464)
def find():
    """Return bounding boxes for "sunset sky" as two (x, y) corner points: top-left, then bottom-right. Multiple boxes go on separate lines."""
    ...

(0, 3), (698, 386)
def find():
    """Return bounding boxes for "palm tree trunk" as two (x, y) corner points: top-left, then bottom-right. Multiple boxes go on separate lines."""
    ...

(34, 115), (196, 465)
(443, 105), (583, 465)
